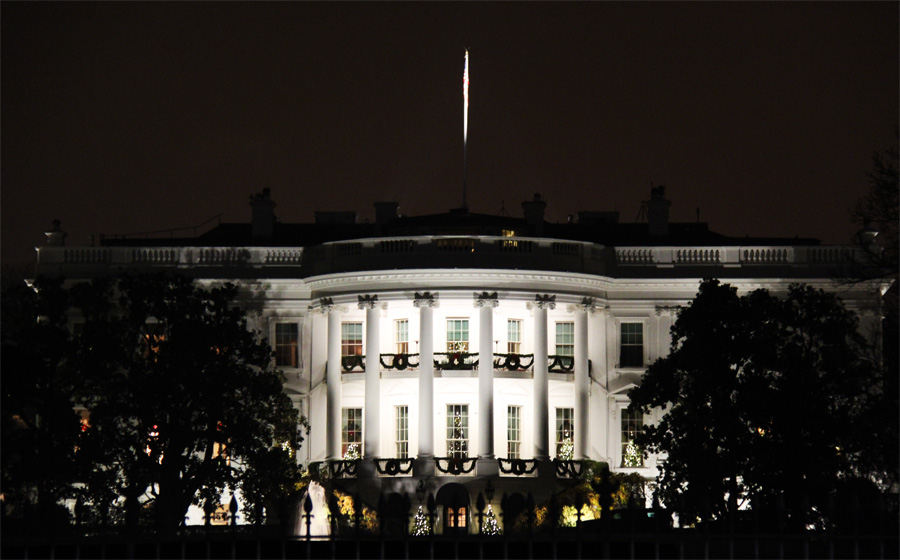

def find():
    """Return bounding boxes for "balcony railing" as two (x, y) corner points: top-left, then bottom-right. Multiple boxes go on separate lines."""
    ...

(369, 353), (580, 372)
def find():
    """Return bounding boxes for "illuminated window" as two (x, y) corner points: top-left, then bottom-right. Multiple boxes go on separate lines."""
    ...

(342, 322), (363, 357)
(621, 407), (644, 467)
(446, 319), (469, 352)
(620, 323), (644, 368)
(342, 408), (363, 458)
(446, 404), (468, 458)
(446, 506), (467, 528)
(274, 323), (299, 367)
(395, 406), (408, 459)
(141, 322), (166, 361)
(507, 319), (522, 354)
(394, 319), (409, 354)
(507, 406), (521, 459)
(555, 322), (574, 356)
(555, 408), (574, 459)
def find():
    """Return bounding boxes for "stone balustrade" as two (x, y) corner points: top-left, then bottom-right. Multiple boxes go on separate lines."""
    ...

(36, 237), (860, 277)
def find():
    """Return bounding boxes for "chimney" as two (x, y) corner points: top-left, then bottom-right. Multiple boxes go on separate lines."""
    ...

(374, 201), (399, 232)
(44, 219), (67, 247)
(250, 188), (276, 239)
(647, 186), (671, 236)
(522, 193), (547, 236)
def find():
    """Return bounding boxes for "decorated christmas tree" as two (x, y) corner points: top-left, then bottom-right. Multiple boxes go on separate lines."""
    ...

(482, 505), (502, 535)
(412, 506), (432, 536)
(559, 437), (574, 460)
(343, 442), (360, 460)
(623, 440), (642, 467)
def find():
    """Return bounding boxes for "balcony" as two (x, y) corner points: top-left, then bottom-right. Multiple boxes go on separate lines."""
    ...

(354, 353), (582, 374)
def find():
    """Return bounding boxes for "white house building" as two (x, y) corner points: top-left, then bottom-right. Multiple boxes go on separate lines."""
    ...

(34, 188), (883, 534)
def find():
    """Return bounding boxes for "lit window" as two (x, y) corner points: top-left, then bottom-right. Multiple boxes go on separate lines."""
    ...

(556, 408), (574, 459)
(395, 405), (408, 459)
(507, 406), (521, 459)
(621, 407), (644, 467)
(446, 506), (467, 528)
(342, 408), (363, 458)
(507, 319), (522, 354)
(555, 322), (574, 356)
(620, 323), (644, 368)
(446, 404), (468, 458)
(395, 319), (409, 354)
(342, 322), (363, 357)
(446, 319), (469, 352)
(274, 323), (299, 367)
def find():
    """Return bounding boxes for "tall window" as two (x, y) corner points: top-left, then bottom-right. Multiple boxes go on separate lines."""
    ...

(507, 406), (521, 459)
(395, 405), (409, 459)
(446, 404), (469, 458)
(342, 322), (363, 357)
(620, 323), (644, 368)
(621, 406), (644, 467)
(274, 323), (299, 367)
(446, 319), (469, 352)
(556, 408), (574, 459)
(555, 322), (574, 356)
(446, 506), (467, 529)
(342, 408), (363, 458)
(507, 319), (522, 354)
(394, 319), (409, 354)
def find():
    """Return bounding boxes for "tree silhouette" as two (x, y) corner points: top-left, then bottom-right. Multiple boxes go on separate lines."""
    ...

(69, 273), (301, 533)
(629, 279), (881, 527)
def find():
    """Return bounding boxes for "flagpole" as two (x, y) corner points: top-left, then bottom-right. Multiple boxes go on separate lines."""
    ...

(462, 49), (469, 211)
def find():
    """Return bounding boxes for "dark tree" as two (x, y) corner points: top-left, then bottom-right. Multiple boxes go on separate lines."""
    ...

(1, 276), (82, 527)
(628, 279), (880, 527)
(849, 135), (899, 283)
(69, 273), (301, 533)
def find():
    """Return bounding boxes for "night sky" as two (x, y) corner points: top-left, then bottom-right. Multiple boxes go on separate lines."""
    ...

(2, 2), (897, 267)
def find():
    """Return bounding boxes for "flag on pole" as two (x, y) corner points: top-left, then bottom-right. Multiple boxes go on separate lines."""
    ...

(463, 49), (469, 144)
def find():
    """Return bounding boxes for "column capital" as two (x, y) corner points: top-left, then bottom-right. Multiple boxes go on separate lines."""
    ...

(310, 297), (343, 314)
(567, 296), (605, 314)
(358, 294), (381, 310)
(528, 294), (556, 310)
(655, 305), (680, 317)
(474, 291), (499, 308)
(413, 291), (439, 308)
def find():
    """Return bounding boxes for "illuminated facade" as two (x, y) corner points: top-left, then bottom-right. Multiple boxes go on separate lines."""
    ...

(35, 189), (882, 533)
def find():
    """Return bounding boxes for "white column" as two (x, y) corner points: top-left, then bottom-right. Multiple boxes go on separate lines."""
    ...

(360, 295), (381, 459)
(476, 292), (498, 460)
(325, 303), (342, 461)
(414, 293), (437, 460)
(574, 301), (591, 460)
(532, 294), (555, 461)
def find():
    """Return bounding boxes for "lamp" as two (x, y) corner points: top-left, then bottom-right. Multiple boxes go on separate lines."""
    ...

(485, 479), (495, 504)
(416, 479), (426, 504)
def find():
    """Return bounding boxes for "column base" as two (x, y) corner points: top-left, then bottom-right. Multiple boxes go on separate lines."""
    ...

(413, 457), (435, 477)
(476, 457), (498, 477)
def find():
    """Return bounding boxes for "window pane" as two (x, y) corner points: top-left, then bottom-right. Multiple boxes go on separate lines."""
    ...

(507, 406), (521, 459)
(342, 322), (363, 356)
(395, 320), (409, 354)
(395, 406), (408, 458)
(621, 407), (644, 467)
(342, 408), (363, 458)
(447, 404), (469, 458)
(555, 322), (574, 356)
(620, 323), (644, 367)
(447, 319), (469, 352)
(555, 408), (574, 458)
(275, 323), (299, 367)
(507, 319), (521, 354)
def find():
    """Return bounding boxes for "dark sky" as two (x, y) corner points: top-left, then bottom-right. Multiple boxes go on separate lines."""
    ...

(2, 2), (897, 266)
